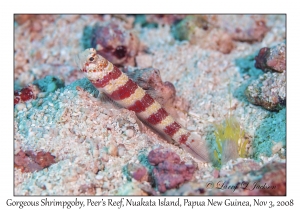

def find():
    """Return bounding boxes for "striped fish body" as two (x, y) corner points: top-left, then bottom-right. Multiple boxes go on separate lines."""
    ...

(77, 48), (210, 162)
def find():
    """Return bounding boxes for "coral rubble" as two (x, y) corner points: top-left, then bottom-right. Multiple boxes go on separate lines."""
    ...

(245, 71), (286, 111)
(148, 147), (197, 193)
(14, 84), (40, 105)
(126, 163), (149, 182)
(91, 23), (140, 66)
(255, 43), (286, 73)
(245, 43), (286, 111)
(14, 150), (56, 173)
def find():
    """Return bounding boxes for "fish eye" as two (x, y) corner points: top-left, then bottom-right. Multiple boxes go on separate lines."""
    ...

(89, 57), (94, 62)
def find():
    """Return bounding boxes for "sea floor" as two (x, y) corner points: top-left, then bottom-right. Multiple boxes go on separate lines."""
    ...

(14, 14), (286, 195)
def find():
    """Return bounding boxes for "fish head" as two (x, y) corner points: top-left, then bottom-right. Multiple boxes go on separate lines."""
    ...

(76, 48), (110, 82)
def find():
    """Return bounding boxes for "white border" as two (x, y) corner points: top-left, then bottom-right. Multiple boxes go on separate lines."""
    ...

(1, 0), (299, 209)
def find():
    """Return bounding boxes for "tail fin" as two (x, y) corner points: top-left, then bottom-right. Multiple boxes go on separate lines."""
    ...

(180, 132), (211, 163)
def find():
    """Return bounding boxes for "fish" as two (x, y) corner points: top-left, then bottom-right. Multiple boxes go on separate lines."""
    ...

(76, 48), (210, 162)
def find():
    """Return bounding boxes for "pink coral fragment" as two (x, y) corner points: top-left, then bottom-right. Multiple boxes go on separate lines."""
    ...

(91, 23), (140, 66)
(14, 150), (56, 173)
(14, 84), (40, 105)
(148, 147), (196, 193)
